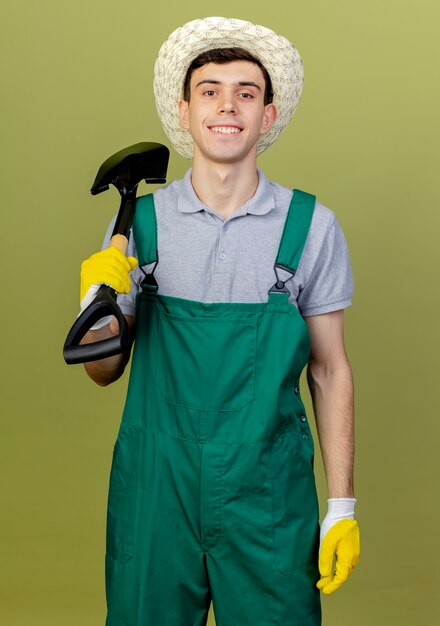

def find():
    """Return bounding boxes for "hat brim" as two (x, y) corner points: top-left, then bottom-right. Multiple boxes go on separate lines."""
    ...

(154, 17), (304, 159)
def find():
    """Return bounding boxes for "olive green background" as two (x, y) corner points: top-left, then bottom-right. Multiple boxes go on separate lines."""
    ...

(1, 1), (438, 624)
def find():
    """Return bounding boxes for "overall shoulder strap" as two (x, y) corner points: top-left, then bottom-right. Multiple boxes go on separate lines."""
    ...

(275, 188), (316, 274)
(269, 189), (316, 296)
(132, 193), (158, 266)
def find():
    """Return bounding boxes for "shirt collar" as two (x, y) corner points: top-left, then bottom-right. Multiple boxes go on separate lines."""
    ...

(177, 168), (275, 217)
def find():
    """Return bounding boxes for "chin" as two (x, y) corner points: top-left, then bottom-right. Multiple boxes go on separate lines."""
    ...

(205, 147), (254, 165)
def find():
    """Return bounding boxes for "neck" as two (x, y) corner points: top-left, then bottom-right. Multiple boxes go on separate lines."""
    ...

(190, 153), (259, 220)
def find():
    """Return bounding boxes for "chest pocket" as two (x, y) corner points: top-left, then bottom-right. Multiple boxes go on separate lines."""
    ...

(155, 311), (257, 412)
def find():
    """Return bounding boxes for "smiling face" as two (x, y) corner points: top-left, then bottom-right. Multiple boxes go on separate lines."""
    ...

(178, 61), (277, 166)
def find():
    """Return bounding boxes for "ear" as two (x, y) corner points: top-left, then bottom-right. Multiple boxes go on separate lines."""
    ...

(178, 99), (190, 130)
(260, 103), (277, 135)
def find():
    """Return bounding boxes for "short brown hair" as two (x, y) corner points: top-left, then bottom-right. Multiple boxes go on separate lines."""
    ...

(182, 47), (274, 105)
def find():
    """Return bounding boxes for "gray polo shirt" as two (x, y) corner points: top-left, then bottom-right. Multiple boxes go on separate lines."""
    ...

(101, 168), (354, 317)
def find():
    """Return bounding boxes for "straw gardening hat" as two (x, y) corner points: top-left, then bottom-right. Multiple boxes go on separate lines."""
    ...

(154, 17), (304, 159)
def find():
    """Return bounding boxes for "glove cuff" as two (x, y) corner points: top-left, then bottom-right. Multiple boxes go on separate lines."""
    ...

(320, 498), (357, 545)
(327, 497), (357, 518)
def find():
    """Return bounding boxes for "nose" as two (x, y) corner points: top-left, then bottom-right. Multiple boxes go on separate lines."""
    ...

(218, 94), (236, 114)
(219, 103), (236, 114)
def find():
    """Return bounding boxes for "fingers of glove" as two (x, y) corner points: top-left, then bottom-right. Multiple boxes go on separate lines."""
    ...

(80, 247), (137, 300)
(318, 574), (347, 595)
(316, 575), (332, 591)
(85, 247), (135, 276)
(318, 532), (338, 578)
(325, 552), (353, 594)
(126, 256), (138, 271)
(318, 519), (360, 575)
(316, 551), (353, 594)
(81, 268), (131, 297)
(317, 519), (360, 594)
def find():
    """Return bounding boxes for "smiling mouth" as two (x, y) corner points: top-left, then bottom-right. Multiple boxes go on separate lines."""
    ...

(209, 126), (242, 134)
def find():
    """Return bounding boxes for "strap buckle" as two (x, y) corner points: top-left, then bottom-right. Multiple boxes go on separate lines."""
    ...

(268, 263), (295, 295)
(140, 254), (159, 291)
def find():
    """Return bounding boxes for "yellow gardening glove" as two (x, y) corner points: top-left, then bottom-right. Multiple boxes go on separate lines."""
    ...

(317, 518), (360, 594)
(80, 246), (138, 302)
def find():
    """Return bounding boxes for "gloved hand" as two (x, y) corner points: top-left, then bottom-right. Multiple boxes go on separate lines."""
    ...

(80, 246), (138, 301)
(316, 498), (360, 594)
(79, 246), (138, 330)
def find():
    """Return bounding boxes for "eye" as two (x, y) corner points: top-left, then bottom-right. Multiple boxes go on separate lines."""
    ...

(203, 90), (216, 96)
(239, 92), (254, 99)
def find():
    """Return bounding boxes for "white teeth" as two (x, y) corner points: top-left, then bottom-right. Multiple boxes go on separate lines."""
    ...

(210, 126), (241, 134)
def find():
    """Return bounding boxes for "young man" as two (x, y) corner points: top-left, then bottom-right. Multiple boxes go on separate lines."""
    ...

(79, 17), (360, 626)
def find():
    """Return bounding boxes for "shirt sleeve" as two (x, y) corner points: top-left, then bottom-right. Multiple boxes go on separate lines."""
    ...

(298, 216), (354, 316)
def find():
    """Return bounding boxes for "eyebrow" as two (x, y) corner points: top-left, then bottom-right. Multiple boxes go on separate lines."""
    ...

(194, 79), (261, 91)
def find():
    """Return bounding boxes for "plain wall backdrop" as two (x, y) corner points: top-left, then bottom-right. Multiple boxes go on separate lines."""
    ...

(1, 1), (439, 625)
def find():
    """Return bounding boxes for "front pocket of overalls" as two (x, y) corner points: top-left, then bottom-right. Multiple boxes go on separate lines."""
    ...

(106, 422), (142, 564)
(270, 434), (319, 575)
(155, 312), (257, 411)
